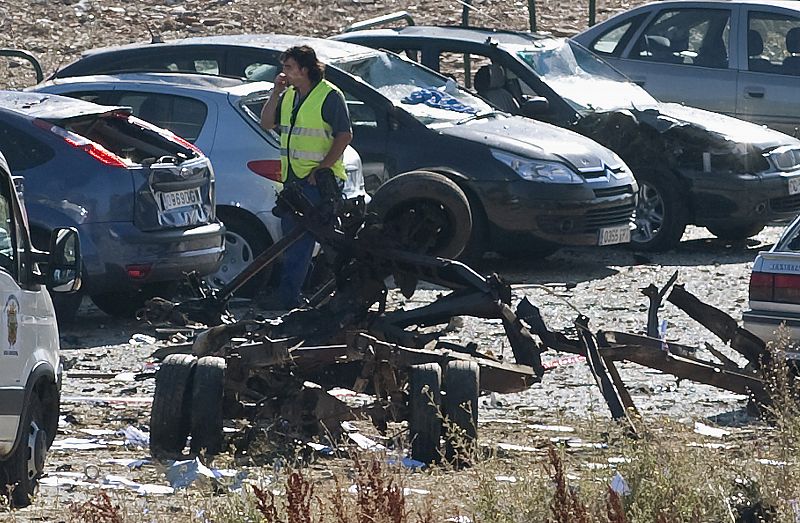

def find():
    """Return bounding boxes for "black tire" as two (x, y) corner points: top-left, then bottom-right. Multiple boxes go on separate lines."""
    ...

(706, 222), (766, 241)
(442, 360), (480, 464)
(370, 171), (472, 259)
(190, 356), (226, 455)
(150, 354), (196, 458)
(212, 211), (272, 298)
(631, 170), (688, 252)
(1, 393), (50, 507)
(408, 363), (442, 464)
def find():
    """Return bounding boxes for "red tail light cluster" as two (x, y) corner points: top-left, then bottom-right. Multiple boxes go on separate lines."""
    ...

(247, 160), (282, 183)
(749, 272), (800, 303)
(34, 119), (128, 168)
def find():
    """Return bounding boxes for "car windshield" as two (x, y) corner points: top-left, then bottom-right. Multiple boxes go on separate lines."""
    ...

(515, 39), (658, 112)
(332, 52), (493, 127)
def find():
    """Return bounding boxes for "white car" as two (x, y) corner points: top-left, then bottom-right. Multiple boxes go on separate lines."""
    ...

(0, 151), (81, 506)
(745, 216), (800, 343)
(32, 73), (367, 296)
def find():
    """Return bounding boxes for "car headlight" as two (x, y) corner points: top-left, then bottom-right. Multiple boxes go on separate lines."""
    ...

(491, 149), (582, 184)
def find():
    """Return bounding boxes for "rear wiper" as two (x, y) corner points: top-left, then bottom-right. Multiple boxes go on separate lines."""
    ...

(456, 110), (503, 125)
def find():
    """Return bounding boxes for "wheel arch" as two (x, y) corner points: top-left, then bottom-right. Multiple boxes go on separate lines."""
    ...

(216, 205), (274, 245)
(3, 362), (58, 460)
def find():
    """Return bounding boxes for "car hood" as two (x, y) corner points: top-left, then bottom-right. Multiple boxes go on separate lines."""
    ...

(636, 103), (798, 151)
(438, 114), (624, 172)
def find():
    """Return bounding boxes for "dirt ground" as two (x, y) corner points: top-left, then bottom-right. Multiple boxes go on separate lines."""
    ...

(0, 0), (785, 519)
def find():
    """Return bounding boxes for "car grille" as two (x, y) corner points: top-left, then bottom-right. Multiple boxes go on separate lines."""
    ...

(537, 202), (634, 234)
(770, 194), (800, 213)
(593, 184), (634, 198)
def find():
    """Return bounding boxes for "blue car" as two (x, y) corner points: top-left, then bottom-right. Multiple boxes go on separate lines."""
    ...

(0, 92), (224, 320)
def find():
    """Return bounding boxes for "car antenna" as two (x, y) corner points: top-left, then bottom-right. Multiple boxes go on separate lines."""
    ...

(145, 21), (164, 44)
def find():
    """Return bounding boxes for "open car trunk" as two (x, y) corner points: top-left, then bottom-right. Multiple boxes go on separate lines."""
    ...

(46, 109), (215, 232)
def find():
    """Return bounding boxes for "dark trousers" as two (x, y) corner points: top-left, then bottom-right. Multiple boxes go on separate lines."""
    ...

(277, 181), (321, 308)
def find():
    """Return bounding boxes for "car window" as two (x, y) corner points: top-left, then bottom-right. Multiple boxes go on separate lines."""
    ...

(0, 121), (55, 171)
(0, 177), (17, 277)
(333, 51), (491, 127)
(59, 90), (116, 105)
(108, 50), (221, 75)
(438, 52), (492, 88)
(229, 50), (280, 81)
(631, 8), (731, 69)
(749, 11), (800, 74)
(590, 13), (648, 56)
(113, 92), (208, 143)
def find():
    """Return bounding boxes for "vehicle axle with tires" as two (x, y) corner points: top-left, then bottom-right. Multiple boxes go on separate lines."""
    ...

(147, 175), (543, 463)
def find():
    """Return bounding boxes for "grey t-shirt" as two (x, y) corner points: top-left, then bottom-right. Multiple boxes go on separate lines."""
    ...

(275, 86), (352, 135)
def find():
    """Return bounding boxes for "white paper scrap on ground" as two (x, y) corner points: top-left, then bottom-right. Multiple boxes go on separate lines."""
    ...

(694, 422), (731, 439)
(527, 424), (575, 433)
(79, 428), (116, 437)
(51, 437), (109, 450)
(119, 426), (149, 448)
(348, 432), (386, 451)
(495, 475), (518, 483)
(496, 442), (539, 453)
(165, 457), (246, 491)
(445, 517), (473, 523)
(610, 472), (631, 496)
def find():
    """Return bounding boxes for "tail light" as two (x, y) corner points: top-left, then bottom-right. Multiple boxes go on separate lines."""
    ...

(247, 160), (282, 183)
(749, 272), (774, 301)
(126, 264), (152, 280)
(775, 274), (800, 304)
(750, 272), (800, 304)
(126, 115), (204, 156)
(34, 119), (128, 168)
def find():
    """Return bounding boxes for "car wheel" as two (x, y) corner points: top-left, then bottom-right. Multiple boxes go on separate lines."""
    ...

(370, 171), (472, 259)
(408, 363), (442, 464)
(443, 360), (480, 465)
(631, 171), (688, 252)
(190, 356), (226, 455)
(210, 212), (271, 298)
(706, 223), (766, 242)
(150, 354), (196, 458)
(1, 393), (49, 507)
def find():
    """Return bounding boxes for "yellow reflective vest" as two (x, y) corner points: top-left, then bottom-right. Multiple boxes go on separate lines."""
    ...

(279, 80), (347, 182)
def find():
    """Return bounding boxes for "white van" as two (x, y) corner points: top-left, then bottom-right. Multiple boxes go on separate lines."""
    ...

(0, 151), (81, 507)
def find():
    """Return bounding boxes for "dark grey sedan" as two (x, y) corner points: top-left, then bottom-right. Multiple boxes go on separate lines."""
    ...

(0, 92), (224, 320)
(573, 0), (800, 136)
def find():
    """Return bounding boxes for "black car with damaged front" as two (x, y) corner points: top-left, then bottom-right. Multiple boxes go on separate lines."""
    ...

(0, 92), (224, 321)
(335, 26), (800, 251)
(50, 35), (637, 258)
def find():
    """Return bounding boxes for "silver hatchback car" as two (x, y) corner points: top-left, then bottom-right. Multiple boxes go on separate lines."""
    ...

(574, 0), (800, 136)
(33, 73), (367, 297)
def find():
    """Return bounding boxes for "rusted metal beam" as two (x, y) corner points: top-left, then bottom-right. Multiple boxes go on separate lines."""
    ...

(576, 317), (638, 435)
(667, 284), (767, 368)
(642, 270), (678, 338)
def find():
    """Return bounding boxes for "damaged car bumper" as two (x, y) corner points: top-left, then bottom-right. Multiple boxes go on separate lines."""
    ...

(478, 178), (637, 246)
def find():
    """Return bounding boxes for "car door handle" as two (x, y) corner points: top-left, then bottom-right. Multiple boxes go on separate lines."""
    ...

(745, 87), (765, 99)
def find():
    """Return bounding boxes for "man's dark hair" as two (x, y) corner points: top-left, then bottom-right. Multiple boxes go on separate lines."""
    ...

(280, 45), (325, 83)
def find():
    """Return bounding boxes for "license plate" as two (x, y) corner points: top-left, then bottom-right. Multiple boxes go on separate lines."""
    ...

(789, 177), (800, 195)
(598, 225), (631, 246)
(161, 188), (201, 211)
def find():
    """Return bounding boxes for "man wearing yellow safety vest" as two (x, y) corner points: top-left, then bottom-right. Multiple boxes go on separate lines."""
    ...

(260, 45), (353, 309)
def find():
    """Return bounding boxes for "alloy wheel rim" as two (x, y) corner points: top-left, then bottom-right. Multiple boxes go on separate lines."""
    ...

(633, 181), (665, 244)
(209, 231), (253, 289)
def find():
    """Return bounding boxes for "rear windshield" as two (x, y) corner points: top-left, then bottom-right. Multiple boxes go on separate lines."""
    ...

(0, 122), (55, 171)
(60, 114), (197, 165)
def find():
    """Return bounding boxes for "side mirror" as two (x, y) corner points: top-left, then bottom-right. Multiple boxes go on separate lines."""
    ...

(521, 96), (550, 117)
(47, 227), (81, 293)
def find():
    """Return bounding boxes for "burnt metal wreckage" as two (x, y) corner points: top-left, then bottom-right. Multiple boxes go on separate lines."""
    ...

(141, 170), (776, 463)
